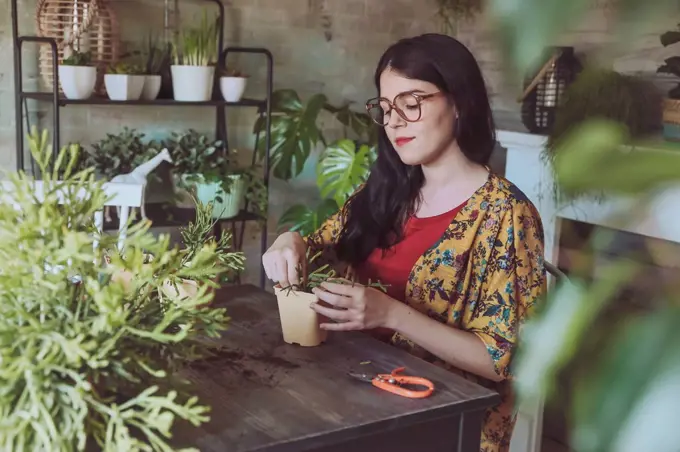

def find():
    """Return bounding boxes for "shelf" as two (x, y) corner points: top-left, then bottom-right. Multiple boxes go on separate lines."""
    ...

(103, 203), (265, 231)
(21, 92), (265, 108)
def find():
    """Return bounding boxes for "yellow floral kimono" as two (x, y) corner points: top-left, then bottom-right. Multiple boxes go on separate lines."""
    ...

(304, 172), (546, 452)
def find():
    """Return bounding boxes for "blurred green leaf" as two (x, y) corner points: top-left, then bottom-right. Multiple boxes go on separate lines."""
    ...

(277, 199), (338, 236)
(571, 306), (680, 452)
(317, 139), (375, 206)
(514, 259), (639, 404)
(554, 119), (680, 196)
(486, 0), (590, 76)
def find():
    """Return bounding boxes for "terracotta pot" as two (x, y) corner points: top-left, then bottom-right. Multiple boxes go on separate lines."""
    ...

(274, 285), (327, 347)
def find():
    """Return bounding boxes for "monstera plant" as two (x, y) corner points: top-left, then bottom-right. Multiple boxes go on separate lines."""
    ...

(253, 88), (376, 181)
(252, 87), (377, 235)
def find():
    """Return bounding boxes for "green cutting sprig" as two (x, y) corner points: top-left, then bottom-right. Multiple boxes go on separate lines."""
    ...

(278, 248), (389, 295)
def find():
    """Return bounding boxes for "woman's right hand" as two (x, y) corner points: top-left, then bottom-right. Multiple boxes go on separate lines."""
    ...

(262, 231), (307, 288)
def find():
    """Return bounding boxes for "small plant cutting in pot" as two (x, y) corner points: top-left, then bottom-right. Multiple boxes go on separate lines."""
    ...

(0, 127), (232, 451)
(171, 10), (219, 101)
(140, 35), (172, 100)
(219, 67), (249, 102)
(162, 195), (246, 300)
(104, 61), (146, 101)
(58, 47), (96, 100)
(166, 129), (248, 219)
(275, 249), (387, 347)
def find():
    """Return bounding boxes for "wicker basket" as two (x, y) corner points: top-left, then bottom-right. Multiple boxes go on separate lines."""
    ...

(36, 0), (121, 95)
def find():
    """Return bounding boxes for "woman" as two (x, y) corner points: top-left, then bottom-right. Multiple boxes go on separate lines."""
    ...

(262, 33), (546, 452)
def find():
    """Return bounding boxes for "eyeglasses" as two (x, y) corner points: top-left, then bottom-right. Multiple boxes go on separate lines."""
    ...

(365, 91), (443, 126)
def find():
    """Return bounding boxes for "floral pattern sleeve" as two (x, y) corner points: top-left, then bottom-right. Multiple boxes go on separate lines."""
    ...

(464, 200), (546, 380)
(301, 210), (346, 274)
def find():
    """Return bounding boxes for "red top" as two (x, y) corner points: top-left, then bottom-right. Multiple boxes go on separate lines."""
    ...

(356, 201), (467, 302)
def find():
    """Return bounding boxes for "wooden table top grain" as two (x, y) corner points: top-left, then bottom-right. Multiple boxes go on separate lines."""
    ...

(172, 284), (501, 452)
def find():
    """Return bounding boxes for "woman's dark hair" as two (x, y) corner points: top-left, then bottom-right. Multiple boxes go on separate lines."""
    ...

(334, 33), (496, 266)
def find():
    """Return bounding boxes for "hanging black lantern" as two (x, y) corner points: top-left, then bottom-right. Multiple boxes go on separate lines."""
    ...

(521, 46), (582, 134)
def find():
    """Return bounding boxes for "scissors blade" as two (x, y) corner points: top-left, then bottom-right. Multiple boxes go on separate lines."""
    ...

(347, 371), (374, 383)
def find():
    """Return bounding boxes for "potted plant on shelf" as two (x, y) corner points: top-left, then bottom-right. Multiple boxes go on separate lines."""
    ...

(1, 126), (231, 450)
(657, 24), (680, 141)
(140, 37), (172, 100)
(104, 61), (146, 101)
(58, 48), (96, 100)
(219, 67), (249, 102)
(81, 127), (158, 180)
(171, 11), (219, 102)
(166, 129), (247, 219)
(275, 249), (388, 347)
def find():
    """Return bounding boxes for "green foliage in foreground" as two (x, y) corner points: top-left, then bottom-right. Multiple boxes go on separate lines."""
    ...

(488, 0), (680, 449)
(0, 128), (236, 451)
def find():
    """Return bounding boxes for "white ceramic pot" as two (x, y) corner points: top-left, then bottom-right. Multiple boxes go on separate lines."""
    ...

(104, 74), (145, 101)
(58, 65), (97, 100)
(171, 65), (215, 101)
(219, 76), (248, 102)
(141, 75), (162, 100)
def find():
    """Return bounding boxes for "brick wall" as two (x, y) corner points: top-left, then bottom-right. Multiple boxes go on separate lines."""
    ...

(2, 0), (678, 282)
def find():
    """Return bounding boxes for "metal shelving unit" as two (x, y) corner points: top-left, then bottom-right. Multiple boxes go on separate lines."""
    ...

(10, 0), (273, 288)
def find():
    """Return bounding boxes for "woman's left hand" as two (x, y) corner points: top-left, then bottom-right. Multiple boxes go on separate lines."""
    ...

(310, 280), (398, 331)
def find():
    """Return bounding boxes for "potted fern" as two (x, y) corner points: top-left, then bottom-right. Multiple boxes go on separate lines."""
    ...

(0, 127), (234, 450)
(58, 48), (96, 100)
(171, 11), (219, 101)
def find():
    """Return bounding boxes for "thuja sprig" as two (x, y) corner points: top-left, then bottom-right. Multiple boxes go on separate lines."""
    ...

(279, 248), (389, 294)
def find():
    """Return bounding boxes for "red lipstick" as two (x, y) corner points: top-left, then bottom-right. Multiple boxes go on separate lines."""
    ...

(395, 137), (414, 146)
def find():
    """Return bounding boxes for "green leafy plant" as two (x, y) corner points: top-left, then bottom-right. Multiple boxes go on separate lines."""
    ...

(143, 35), (172, 76)
(107, 61), (144, 75)
(62, 49), (92, 66)
(316, 139), (376, 206)
(172, 11), (219, 66)
(82, 127), (160, 180)
(252, 89), (377, 181)
(276, 139), (376, 236)
(277, 198), (338, 235)
(253, 89), (328, 180)
(0, 127), (232, 451)
(489, 0), (680, 450)
(543, 67), (662, 201)
(174, 195), (246, 284)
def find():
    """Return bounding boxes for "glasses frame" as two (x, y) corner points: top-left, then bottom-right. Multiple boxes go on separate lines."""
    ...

(365, 91), (443, 126)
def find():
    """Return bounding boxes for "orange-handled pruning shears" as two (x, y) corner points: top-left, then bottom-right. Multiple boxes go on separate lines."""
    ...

(348, 367), (435, 399)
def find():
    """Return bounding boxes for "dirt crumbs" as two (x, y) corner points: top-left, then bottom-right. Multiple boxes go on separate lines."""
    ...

(190, 347), (300, 388)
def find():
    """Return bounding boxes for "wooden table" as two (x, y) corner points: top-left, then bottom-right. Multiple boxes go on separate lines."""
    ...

(173, 285), (500, 452)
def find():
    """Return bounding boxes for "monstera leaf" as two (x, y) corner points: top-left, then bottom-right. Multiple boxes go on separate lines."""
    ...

(253, 89), (327, 180)
(277, 199), (338, 236)
(316, 139), (376, 206)
(325, 103), (378, 145)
